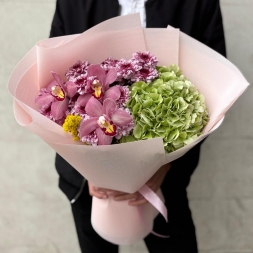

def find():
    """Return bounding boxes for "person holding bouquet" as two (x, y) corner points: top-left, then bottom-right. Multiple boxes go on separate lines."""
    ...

(49, 0), (226, 252)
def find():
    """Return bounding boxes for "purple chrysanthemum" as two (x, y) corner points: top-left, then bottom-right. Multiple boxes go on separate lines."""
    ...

(68, 95), (82, 114)
(116, 86), (130, 108)
(81, 131), (98, 146)
(131, 67), (158, 82)
(116, 59), (135, 80)
(101, 57), (119, 73)
(66, 61), (90, 81)
(36, 88), (52, 115)
(131, 51), (158, 68)
(73, 74), (89, 95)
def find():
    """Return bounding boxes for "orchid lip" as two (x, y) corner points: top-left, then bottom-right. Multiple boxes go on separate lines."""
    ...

(97, 116), (117, 136)
(92, 79), (103, 98)
(92, 88), (103, 99)
(92, 79), (101, 87)
(51, 85), (65, 101)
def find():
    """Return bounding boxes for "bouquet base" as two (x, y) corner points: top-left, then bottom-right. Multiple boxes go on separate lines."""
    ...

(91, 189), (164, 245)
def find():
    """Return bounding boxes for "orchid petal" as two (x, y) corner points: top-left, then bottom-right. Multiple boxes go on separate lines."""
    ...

(103, 98), (117, 119)
(104, 86), (121, 101)
(84, 80), (92, 94)
(79, 117), (99, 137)
(51, 98), (69, 120)
(85, 96), (103, 117)
(96, 128), (113, 145)
(111, 110), (133, 127)
(76, 93), (92, 107)
(87, 65), (105, 84)
(104, 68), (117, 90)
(51, 71), (63, 87)
(66, 81), (77, 98)
(35, 94), (54, 106)
(46, 80), (59, 92)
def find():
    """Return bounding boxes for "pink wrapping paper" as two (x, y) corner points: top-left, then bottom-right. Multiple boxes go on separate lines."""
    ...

(9, 14), (249, 245)
(91, 189), (164, 245)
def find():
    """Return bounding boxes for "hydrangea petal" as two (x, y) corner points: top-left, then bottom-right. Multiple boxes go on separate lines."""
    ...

(51, 98), (69, 120)
(104, 86), (121, 101)
(85, 96), (103, 117)
(126, 64), (209, 152)
(103, 98), (117, 118)
(133, 123), (143, 139)
(111, 110), (133, 127)
(79, 117), (99, 137)
(96, 128), (113, 145)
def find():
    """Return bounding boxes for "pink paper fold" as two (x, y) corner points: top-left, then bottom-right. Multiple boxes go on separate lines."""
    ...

(91, 188), (165, 245)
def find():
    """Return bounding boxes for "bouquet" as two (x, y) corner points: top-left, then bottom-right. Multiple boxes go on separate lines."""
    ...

(8, 14), (249, 245)
(35, 52), (209, 153)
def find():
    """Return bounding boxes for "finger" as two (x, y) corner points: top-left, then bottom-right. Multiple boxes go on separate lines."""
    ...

(106, 190), (121, 196)
(97, 188), (123, 196)
(96, 187), (111, 193)
(128, 198), (148, 206)
(89, 185), (108, 199)
(90, 190), (108, 199)
(113, 193), (138, 201)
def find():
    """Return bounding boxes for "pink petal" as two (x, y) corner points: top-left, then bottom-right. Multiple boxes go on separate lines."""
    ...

(111, 110), (133, 127)
(87, 65), (105, 83)
(51, 98), (69, 120)
(85, 96), (103, 117)
(85, 80), (92, 93)
(66, 81), (77, 98)
(79, 117), (99, 137)
(35, 94), (54, 106)
(104, 86), (121, 101)
(46, 80), (59, 92)
(51, 72), (63, 87)
(104, 68), (117, 90)
(76, 93), (92, 107)
(103, 98), (117, 119)
(96, 128), (113, 145)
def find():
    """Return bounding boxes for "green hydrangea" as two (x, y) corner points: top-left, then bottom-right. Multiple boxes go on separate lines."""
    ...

(121, 64), (209, 153)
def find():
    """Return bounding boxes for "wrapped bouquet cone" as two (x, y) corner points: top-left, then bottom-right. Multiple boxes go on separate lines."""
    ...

(8, 14), (249, 244)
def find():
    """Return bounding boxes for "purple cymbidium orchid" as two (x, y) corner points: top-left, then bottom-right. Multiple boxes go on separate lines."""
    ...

(73, 84), (122, 116)
(73, 65), (121, 115)
(85, 64), (118, 99)
(79, 97), (133, 145)
(35, 72), (77, 120)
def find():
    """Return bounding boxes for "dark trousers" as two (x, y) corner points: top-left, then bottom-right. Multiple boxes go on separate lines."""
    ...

(63, 166), (198, 253)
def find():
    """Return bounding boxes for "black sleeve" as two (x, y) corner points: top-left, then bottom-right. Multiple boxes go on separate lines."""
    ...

(198, 0), (226, 57)
(49, 0), (65, 38)
(169, 0), (226, 185)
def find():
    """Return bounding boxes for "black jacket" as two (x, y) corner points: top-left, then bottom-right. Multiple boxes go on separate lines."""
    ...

(49, 0), (226, 199)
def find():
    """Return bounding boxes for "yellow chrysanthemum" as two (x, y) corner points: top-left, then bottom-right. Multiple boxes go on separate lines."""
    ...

(63, 115), (82, 141)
